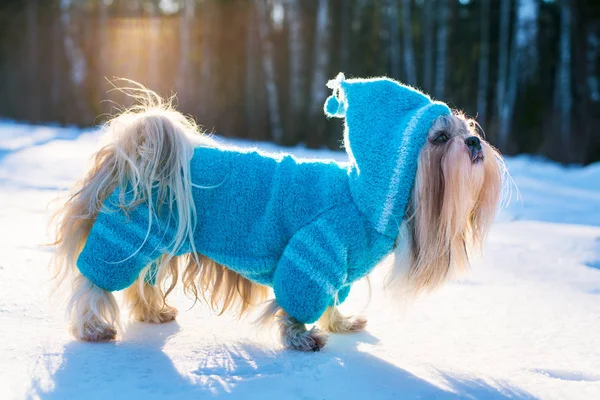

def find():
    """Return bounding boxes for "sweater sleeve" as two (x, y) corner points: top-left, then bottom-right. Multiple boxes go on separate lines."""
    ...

(76, 188), (183, 291)
(273, 209), (350, 324)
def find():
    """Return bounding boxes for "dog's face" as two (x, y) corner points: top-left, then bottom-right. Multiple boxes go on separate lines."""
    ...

(394, 114), (504, 293)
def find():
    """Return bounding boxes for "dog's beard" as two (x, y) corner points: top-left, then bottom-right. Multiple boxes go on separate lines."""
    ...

(390, 123), (503, 295)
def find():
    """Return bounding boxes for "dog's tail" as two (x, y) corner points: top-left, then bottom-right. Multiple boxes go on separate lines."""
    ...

(51, 83), (206, 293)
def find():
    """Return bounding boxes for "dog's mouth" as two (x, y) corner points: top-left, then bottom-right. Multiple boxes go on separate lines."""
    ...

(471, 149), (484, 164)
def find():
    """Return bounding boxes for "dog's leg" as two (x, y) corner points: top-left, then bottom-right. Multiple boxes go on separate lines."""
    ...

(259, 301), (328, 351)
(318, 306), (367, 333)
(278, 311), (328, 352)
(123, 277), (178, 323)
(68, 273), (119, 341)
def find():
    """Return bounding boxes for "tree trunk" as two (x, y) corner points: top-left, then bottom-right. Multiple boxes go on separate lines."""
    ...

(476, 0), (490, 127)
(256, 0), (283, 143)
(177, 0), (195, 106)
(246, 4), (258, 136)
(308, 0), (330, 145)
(554, 0), (572, 151)
(98, 0), (108, 77)
(501, 3), (521, 151)
(352, 0), (367, 34)
(60, 0), (88, 123)
(587, 31), (600, 103)
(148, 4), (159, 90)
(27, 0), (39, 121)
(570, 0), (590, 163)
(52, 3), (62, 112)
(200, 1), (212, 120)
(516, 0), (539, 82)
(401, 0), (416, 85)
(387, 0), (401, 79)
(287, 0), (304, 143)
(434, 0), (448, 99)
(339, 0), (352, 69)
(98, 0), (109, 120)
(495, 0), (511, 148)
(499, 0), (540, 150)
(422, 0), (435, 92)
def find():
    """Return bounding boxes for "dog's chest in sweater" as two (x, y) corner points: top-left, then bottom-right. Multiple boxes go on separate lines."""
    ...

(185, 146), (353, 281)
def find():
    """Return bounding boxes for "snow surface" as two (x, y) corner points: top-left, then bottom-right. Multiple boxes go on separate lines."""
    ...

(0, 120), (599, 399)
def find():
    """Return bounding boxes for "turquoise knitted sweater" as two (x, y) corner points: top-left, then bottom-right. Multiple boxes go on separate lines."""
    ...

(77, 74), (451, 324)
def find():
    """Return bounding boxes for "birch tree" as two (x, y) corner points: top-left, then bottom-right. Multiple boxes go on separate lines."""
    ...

(498, 0), (540, 149)
(587, 32), (600, 103)
(287, 0), (304, 140)
(554, 0), (572, 149)
(256, 0), (283, 143)
(60, 0), (88, 120)
(177, 0), (195, 104)
(27, 0), (39, 120)
(148, 2), (160, 90)
(500, 6), (521, 150)
(95, 0), (109, 119)
(339, 0), (352, 69)
(98, 0), (108, 77)
(309, 0), (330, 139)
(387, 0), (401, 79)
(52, 3), (62, 108)
(476, 0), (491, 126)
(352, 0), (367, 34)
(495, 0), (511, 148)
(401, 0), (416, 85)
(200, 1), (212, 119)
(434, 0), (448, 99)
(246, 4), (258, 131)
(422, 0), (435, 92)
(516, 0), (539, 81)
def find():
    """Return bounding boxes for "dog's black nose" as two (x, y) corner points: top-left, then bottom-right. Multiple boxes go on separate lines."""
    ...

(465, 136), (481, 150)
(466, 136), (484, 163)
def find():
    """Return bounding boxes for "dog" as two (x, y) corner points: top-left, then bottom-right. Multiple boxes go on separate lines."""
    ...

(51, 74), (504, 351)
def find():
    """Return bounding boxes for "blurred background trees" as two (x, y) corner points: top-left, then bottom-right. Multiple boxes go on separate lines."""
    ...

(0, 0), (599, 163)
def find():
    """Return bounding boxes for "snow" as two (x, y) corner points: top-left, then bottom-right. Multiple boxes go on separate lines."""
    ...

(0, 120), (599, 399)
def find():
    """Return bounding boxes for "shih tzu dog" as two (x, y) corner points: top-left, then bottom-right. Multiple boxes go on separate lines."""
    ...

(51, 74), (504, 351)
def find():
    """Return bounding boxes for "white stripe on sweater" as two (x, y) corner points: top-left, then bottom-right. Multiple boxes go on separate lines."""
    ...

(283, 246), (338, 296)
(377, 105), (430, 233)
(314, 219), (344, 251)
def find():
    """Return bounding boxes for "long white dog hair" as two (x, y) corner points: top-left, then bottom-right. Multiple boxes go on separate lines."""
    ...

(51, 84), (268, 339)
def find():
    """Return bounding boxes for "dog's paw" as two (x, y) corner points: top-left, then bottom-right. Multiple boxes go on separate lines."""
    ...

(149, 306), (179, 324)
(73, 321), (117, 342)
(345, 316), (367, 333)
(155, 306), (178, 323)
(307, 329), (328, 351)
(133, 305), (178, 324)
(283, 327), (328, 352)
(323, 314), (368, 333)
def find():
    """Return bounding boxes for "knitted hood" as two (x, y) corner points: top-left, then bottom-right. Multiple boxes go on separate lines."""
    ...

(324, 73), (451, 239)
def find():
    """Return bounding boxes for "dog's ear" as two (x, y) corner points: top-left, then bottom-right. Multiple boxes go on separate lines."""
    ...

(390, 117), (505, 295)
(402, 143), (461, 293)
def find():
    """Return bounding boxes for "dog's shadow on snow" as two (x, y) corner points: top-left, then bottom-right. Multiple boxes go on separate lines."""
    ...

(28, 322), (204, 399)
(29, 322), (538, 400)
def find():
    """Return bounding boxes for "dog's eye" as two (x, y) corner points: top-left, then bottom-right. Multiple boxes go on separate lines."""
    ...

(432, 132), (450, 144)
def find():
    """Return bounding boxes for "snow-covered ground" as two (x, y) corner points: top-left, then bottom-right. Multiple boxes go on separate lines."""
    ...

(0, 120), (599, 399)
